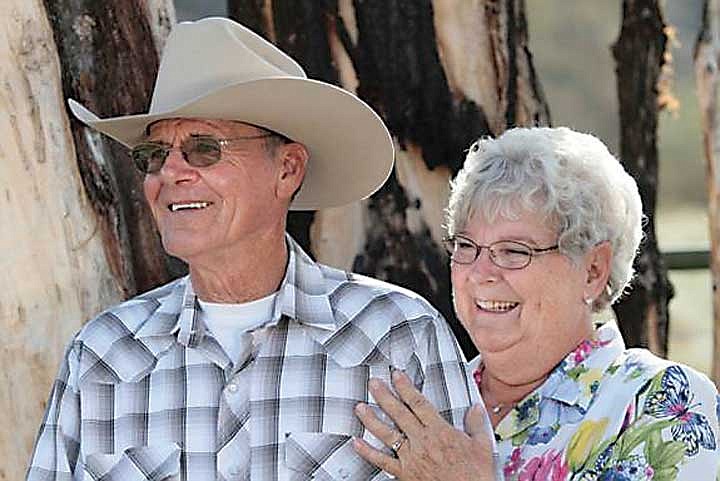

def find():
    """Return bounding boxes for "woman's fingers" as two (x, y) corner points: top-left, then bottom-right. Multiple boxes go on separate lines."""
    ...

(367, 378), (423, 435)
(390, 370), (445, 427)
(352, 437), (401, 477)
(464, 403), (494, 441)
(354, 402), (405, 448)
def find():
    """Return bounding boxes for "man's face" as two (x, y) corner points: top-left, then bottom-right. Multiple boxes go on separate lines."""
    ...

(142, 118), (289, 265)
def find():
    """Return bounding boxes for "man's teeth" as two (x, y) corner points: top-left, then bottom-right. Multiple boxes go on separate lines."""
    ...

(476, 300), (519, 312)
(169, 201), (211, 212)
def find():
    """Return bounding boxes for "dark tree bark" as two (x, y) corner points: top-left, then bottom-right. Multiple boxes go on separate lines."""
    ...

(43, 0), (181, 297)
(3, 2), (176, 478)
(229, 0), (551, 357)
(612, 0), (673, 355)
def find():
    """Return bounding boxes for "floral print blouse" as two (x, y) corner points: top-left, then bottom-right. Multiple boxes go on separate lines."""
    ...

(471, 322), (720, 480)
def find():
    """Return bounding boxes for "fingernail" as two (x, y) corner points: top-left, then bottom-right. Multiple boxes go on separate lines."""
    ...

(355, 403), (366, 413)
(391, 369), (406, 381)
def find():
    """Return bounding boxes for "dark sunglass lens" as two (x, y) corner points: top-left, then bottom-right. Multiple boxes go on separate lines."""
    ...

(185, 137), (222, 167)
(132, 144), (166, 173)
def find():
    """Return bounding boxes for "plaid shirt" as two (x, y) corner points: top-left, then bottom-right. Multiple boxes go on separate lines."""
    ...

(27, 235), (476, 481)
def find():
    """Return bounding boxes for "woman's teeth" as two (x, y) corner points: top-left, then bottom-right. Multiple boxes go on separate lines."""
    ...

(476, 300), (519, 312)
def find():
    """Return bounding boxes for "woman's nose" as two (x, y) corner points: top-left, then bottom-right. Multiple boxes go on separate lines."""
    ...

(467, 248), (502, 283)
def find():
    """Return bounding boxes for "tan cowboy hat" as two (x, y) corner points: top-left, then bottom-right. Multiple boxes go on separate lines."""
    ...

(68, 17), (394, 210)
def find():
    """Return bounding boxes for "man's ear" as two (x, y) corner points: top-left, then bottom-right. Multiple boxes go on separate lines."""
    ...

(275, 142), (308, 200)
(583, 241), (612, 302)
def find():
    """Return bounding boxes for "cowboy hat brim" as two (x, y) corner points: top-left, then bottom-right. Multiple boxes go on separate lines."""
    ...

(69, 77), (394, 211)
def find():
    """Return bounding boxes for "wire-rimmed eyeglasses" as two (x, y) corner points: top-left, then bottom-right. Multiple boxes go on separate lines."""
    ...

(130, 133), (274, 174)
(442, 235), (559, 270)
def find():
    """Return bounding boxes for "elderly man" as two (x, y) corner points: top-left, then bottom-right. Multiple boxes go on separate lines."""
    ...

(26, 17), (477, 481)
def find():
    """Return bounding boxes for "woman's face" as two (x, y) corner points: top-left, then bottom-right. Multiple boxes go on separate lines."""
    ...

(451, 210), (605, 383)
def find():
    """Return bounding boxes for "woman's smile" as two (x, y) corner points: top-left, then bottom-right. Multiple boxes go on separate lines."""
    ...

(474, 299), (520, 314)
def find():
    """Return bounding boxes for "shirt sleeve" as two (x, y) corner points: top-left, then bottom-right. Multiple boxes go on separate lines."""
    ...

(25, 341), (82, 480)
(591, 364), (720, 480)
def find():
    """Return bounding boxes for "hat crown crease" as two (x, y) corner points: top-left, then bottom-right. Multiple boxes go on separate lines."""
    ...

(150, 18), (306, 113)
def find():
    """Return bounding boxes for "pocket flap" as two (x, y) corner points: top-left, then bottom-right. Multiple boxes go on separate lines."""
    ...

(285, 432), (388, 481)
(84, 443), (181, 481)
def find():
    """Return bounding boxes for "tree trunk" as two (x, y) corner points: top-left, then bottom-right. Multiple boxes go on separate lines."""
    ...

(44, 0), (183, 298)
(611, 0), (673, 356)
(228, 0), (551, 357)
(695, 0), (720, 384)
(0, 2), (175, 479)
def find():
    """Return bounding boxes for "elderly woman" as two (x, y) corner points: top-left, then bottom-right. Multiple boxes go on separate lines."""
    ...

(353, 127), (720, 480)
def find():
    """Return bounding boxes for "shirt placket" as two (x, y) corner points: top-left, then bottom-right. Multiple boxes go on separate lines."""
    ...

(217, 332), (256, 481)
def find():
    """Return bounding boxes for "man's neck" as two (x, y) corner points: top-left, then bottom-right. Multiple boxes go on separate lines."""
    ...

(188, 231), (289, 304)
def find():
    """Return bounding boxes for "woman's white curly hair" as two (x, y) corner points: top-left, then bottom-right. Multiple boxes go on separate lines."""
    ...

(445, 127), (643, 311)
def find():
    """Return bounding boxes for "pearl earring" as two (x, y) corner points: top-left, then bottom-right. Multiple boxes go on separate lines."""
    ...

(584, 297), (593, 307)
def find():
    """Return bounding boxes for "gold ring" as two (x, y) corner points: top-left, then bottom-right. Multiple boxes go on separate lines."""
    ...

(390, 432), (407, 454)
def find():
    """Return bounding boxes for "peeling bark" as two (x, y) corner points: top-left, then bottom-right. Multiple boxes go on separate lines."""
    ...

(1, 3), (175, 477)
(43, 0), (181, 297)
(229, 0), (550, 356)
(695, 0), (720, 383)
(611, 0), (673, 355)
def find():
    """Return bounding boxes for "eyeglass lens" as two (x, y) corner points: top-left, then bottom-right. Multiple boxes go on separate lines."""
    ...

(131, 136), (224, 174)
(442, 237), (533, 269)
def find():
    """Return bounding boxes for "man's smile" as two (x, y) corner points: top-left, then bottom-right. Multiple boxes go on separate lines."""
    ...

(168, 201), (213, 212)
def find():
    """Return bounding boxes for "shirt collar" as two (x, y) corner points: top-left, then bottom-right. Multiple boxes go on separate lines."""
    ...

(77, 235), (339, 384)
(540, 322), (624, 409)
(139, 234), (336, 351)
(275, 233), (337, 331)
(491, 322), (624, 440)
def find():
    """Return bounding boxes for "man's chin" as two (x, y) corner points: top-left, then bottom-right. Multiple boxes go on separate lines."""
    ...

(161, 240), (202, 265)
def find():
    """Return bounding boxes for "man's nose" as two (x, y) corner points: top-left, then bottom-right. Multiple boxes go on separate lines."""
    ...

(157, 147), (197, 182)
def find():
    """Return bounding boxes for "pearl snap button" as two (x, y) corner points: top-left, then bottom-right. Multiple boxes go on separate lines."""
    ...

(227, 383), (238, 393)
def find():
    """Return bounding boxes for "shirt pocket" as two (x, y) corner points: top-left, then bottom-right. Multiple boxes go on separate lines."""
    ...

(83, 443), (181, 481)
(285, 432), (390, 481)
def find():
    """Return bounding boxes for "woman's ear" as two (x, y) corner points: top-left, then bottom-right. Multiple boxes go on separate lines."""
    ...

(583, 241), (612, 302)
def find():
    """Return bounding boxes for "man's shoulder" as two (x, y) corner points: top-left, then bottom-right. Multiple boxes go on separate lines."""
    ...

(317, 263), (441, 321)
(309, 263), (466, 378)
(67, 277), (186, 385)
(75, 277), (185, 345)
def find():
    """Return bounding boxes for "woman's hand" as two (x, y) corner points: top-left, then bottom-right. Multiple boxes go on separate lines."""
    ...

(353, 370), (498, 481)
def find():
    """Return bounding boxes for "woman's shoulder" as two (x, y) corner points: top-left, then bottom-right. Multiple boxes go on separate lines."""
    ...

(612, 348), (717, 397)
(555, 356), (719, 478)
(633, 358), (719, 431)
(596, 348), (718, 423)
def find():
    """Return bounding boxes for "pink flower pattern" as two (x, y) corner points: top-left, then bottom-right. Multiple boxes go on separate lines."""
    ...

(518, 449), (570, 481)
(503, 447), (525, 478)
(572, 338), (610, 366)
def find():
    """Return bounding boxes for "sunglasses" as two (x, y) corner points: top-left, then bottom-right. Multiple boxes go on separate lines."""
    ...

(130, 133), (273, 174)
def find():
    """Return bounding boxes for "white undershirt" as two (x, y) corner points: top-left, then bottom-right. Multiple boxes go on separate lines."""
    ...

(198, 292), (277, 363)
